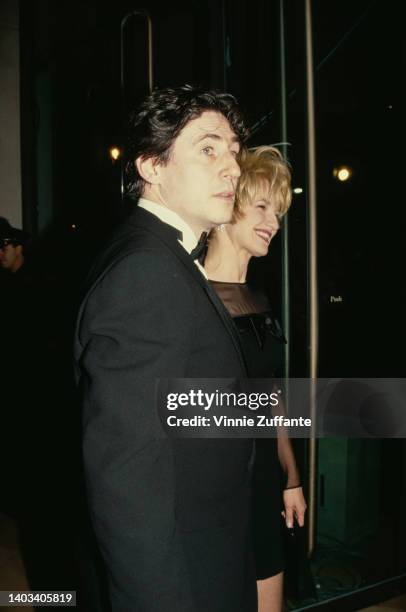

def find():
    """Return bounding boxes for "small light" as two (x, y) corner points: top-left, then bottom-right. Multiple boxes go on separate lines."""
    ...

(333, 166), (352, 182)
(337, 168), (350, 181)
(71, 224), (77, 230)
(109, 147), (121, 161)
(388, 104), (393, 110)
(293, 187), (303, 194)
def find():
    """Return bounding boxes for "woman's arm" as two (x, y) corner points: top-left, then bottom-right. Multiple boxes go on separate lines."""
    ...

(277, 435), (301, 489)
(278, 435), (307, 527)
(273, 394), (307, 527)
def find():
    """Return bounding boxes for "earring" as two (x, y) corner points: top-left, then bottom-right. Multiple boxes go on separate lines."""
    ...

(216, 224), (227, 232)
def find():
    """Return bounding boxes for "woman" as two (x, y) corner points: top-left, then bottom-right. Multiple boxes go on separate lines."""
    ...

(205, 146), (307, 612)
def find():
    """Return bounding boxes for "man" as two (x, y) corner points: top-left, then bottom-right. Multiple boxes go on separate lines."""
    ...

(0, 219), (82, 593)
(0, 219), (31, 517)
(0, 218), (29, 274)
(0, 219), (31, 375)
(74, 85), (256, 611)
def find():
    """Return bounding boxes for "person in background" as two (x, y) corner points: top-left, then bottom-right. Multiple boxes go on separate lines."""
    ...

(205, 146), (307, 612)
(0, 218), (32, 518)
(0, 217), (29, 274)
(0, 218), (81, 600)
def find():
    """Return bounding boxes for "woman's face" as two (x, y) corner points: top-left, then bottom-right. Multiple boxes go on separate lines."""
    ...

(229, 190), (281, 258)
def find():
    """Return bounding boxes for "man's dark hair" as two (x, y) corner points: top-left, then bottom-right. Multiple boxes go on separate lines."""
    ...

(124, 84), (249, 201)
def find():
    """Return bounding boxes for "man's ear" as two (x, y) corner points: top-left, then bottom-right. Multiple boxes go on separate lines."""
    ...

(135, 155), (162, 185)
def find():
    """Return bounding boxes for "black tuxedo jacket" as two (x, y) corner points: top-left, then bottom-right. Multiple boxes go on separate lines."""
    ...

(74, 207), (256, 611)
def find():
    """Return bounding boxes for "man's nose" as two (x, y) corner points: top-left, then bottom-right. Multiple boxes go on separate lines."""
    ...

(223, 152), (241, 181)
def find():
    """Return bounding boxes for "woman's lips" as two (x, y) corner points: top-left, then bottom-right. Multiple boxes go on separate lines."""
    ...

(255, 229), (272, 244)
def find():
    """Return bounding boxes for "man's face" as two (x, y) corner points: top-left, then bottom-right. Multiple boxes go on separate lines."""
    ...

(0, 242), (21, 271)
(156, 111), (241, 236)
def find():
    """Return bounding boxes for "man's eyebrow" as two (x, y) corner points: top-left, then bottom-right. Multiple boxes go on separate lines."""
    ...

(193, 132), (240, 147)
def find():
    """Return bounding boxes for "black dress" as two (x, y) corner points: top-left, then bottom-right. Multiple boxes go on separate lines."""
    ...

(210, 280), (287, 580)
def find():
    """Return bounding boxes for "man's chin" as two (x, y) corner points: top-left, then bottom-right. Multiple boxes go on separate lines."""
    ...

(212, 212), (234, 227)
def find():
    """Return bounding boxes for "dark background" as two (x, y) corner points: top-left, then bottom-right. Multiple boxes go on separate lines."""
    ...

(6, 0), (406, 609)
(19, 0), (406, 377)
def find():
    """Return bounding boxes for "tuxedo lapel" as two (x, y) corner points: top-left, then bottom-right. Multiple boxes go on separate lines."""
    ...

(130, 207), (247, 375)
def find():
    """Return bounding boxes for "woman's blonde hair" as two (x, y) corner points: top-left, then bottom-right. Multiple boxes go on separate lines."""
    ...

(233, 145), (292, 221)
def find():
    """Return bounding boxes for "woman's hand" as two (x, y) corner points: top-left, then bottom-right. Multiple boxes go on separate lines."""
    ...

(281, 487), (307, 528)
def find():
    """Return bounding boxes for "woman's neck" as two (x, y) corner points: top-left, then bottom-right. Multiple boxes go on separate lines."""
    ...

(205, 227), (251, 283)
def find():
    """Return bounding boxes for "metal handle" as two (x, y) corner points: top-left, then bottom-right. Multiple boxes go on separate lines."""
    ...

(305, 0), (319, 557)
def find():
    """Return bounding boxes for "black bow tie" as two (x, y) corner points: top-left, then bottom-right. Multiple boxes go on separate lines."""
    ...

(190, 231), (209, 262)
